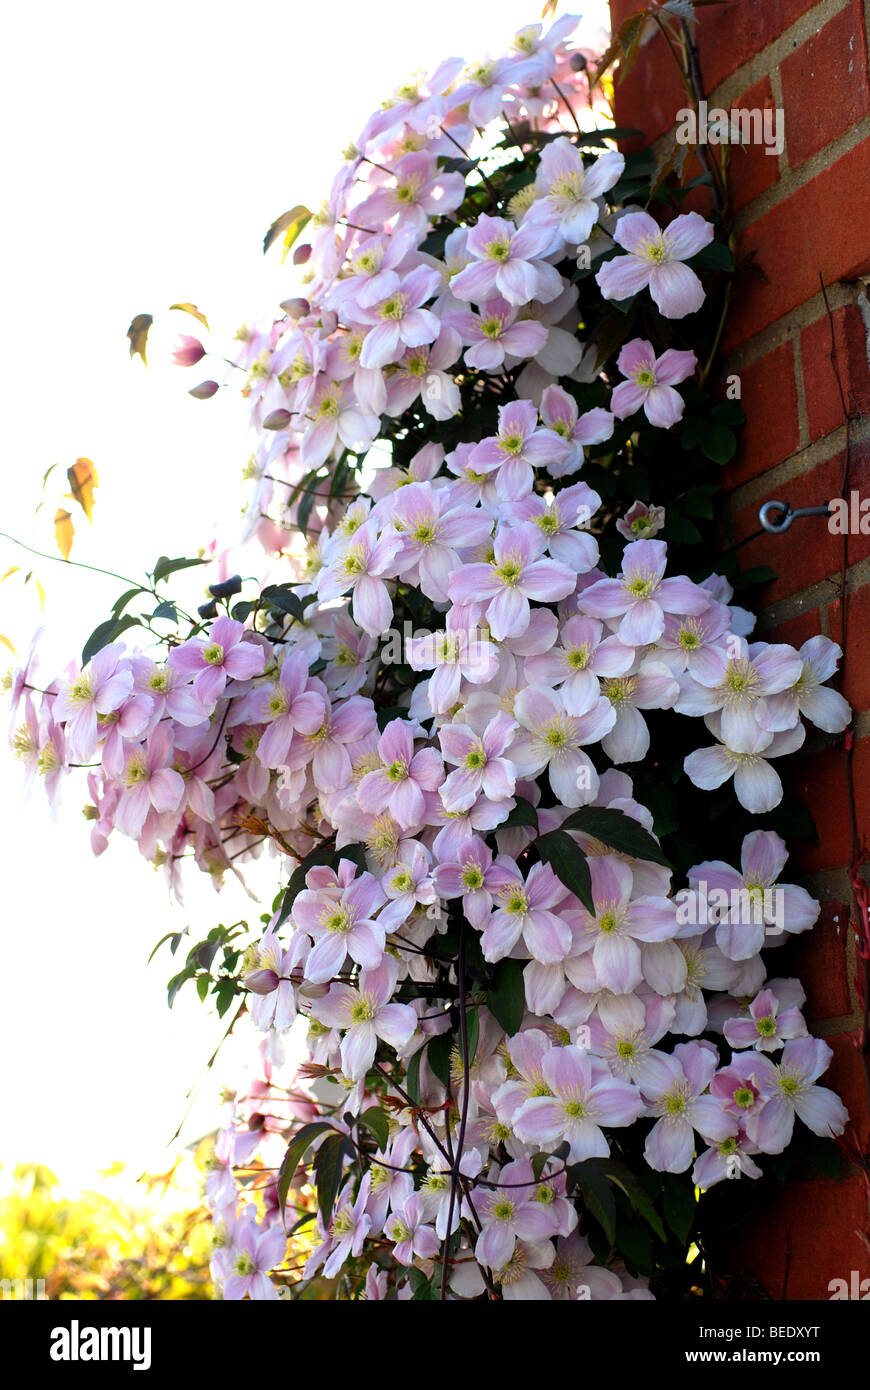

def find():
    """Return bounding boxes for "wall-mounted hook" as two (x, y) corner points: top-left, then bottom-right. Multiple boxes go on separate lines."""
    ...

(758, 500), (831, 534)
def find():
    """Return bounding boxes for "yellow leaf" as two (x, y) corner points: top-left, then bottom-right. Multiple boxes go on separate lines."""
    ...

(169, 301), (210, 332)
(34, 578), (46, 610)
(0, 633), (16, 655)
(41, 462), (59, 489)
(54, 508), (74, 560)
(541, 0), (557, 17)
(66, 457), (99, 522)
(263, 205), (311, 257)
(127, 313), (153, 365)
(1, 566), (20, 582)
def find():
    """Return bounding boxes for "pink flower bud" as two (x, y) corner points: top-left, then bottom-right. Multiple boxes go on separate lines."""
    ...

(172, 335), (206, 367)
(280, 298), (310, 320)
(188, 379), (219, 399)
(263, 409), (292, 431)
(293, 243), (312, 265)
(244, 968), (280, 995)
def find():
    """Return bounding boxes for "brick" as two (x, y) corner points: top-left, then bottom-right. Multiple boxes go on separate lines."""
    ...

(724, 1175), (870, 1299)
(730, 453), (850, 604)
(608, 0), (822, 91)
(787, 745), (851, 873)
(827, 583), (870, 710)
(761, 606), (825, 647)
(824, 1031), (870, 1142)
(780, 1), (870, 167)
(611, 25), (690, 149)
(724, 139), (870, 350)
(854, 734), (870, 859)
(728, 77), (782, 214)
(726, 340), (800, 488)
(801, 304), (870, 443)
(789, 900), (854, 1018)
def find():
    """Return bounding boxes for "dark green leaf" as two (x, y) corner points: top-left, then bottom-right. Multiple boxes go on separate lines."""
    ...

(701, 424), (736, 464)
(261, 584), (304, 620)
(81, 613), (142, 667)
(487, 958), (525, 1037)
(313, 1133), (353, 1222)
(152, 555), (208, 584)
(662, 1177), (697, 1244)
(615, 1216), (654, 1274)
(558, 807), (673, 869)
(427, 1031), (453, 1088)
(151, 600), (178, 622)
(276, 1122), (333, 1221)
(502, 797), (539, 829)
(358, 1107), (389, 1152)
(538, 830), (594, 912)
(570, 1160), (617, 1245)
(689, 241), (734, 271)
(404, 1046), (424, 1105)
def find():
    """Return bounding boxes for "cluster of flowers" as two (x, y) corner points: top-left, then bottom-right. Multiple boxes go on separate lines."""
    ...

(7, 11), (852, 1299)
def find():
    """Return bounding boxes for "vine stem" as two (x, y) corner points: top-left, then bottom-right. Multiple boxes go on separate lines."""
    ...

(440, 917), (472, 1300)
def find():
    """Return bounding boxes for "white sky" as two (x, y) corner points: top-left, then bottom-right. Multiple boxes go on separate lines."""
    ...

(0, 0), (610, 1198)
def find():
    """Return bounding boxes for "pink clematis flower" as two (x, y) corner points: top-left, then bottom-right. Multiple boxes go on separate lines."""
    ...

(309, 955), (417, 1081)
(526, 139), (625, 245)
(611, 339), (697, 429)
(438, 710), (518, 812)
(641, 1040), (733, 1172)
(684, 713), (806, 814)
(385, 1195), (441, 1265)
(509, 685), (616, 806)
(388, 481), (492, 602)
(358, 266), (443, 370)
(115, 725), (185, 838)
(249, 648), (328, 770)
(406, 607), (499, 714)
(572, 855), (678, 993)
(511, 1045), (644, 1161)
(468, 399), (571, 501)
(448, 296), (549, 372)
(451, 214), (563, 307)
(293, 862), (387, 984)
(687, 829), (819, 961)
(722, 986), (808, 1052)
(474, 1158), (559, 1270)
(538, 384), (614, 477)
(357, 717), (444, 829)
(318, 521), (403, 637)
(168, 618), (266, 708)
(596, 209), (714, 318)
(448, 522), (576, 641)
(733, 1037), (848, 1154)
(221, 1214), (286, 1301)
(580, 538), (708, 646)
(481, 859), (572, 965)
(524, 615), (634, 715)
(53, 643), (134, 761)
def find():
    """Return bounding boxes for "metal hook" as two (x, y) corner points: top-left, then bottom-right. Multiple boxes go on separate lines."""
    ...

(758, 500), (831, 534)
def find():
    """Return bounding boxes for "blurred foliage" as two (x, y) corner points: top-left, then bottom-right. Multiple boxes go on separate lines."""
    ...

(0, 1162), (213, 1300)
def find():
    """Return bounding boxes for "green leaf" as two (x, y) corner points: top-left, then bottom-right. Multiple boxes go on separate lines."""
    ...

(111, 586), (148, 616)
(710, 400), (746, 426)
(358, 1107), (390, 1152)
(195, 974), (209, 1002)
(662, 1177), (697, 1244)
(689, 241), (734, 271)
(502, 796), (539, 829)
(558, 807), (673, 870)
(404, 1046), (425, 1105)
(598, 1160), (667, 1242)
(570, 1160), (617, 1245)
(464, 1006), (480, 1070)
(615, 1216), (654, 1274)
(261, 584), (304, 620)
(81, 614), (142, 667)
(427, 1031), (453, 1088)
(701, 424), (736, 464)
(487, 958), (525, 1037)
(151, 600), (178, 622)
(276, 1122), (333, 1221)
(314, 1134), (353, 1221)
(738, 565), (776, 587)
(213, 978), (237, 1018)
(152, 555), (208, 584)
(538, 830), (593, 912)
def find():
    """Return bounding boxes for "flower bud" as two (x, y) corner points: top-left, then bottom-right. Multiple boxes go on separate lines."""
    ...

(197, 599), (219, 619)
(293, 243), (312, 265)
(189, 379), (219, 399)
(280, 298), (310, 320)
(244, 968), (280, 995)
(263, 409), (292, 431)
(208, 574), (243, 599)
(172, 334), (206, 367)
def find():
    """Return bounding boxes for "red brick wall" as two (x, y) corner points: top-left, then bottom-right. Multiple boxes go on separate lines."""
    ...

(610, 0), (870, 1299)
